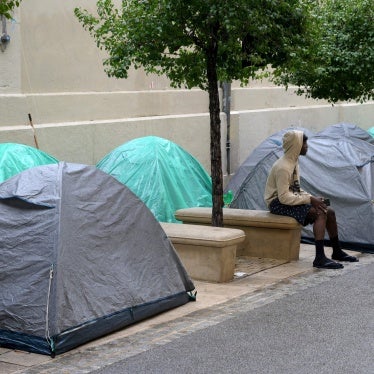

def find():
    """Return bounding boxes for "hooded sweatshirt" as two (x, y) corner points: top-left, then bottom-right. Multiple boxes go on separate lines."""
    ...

(264, 130), (312, 207)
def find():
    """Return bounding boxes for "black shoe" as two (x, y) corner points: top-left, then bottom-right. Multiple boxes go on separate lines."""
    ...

(313, 258), (344, 269)
(332, 252), (359, 262)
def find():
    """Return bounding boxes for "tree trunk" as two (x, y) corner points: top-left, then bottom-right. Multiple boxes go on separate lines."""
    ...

(207, 48), (223, 227)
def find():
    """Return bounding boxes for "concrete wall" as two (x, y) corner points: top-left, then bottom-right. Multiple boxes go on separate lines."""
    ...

(1, 0), (373, 184)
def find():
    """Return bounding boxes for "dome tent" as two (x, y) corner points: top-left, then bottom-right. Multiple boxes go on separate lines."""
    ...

(97, 136), (212, 223)
(0, 143), (58, 183)
(226, 123), (374, 252)
(0, 162), (195, 356)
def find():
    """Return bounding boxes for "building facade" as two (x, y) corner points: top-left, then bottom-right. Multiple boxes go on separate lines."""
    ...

(1, 0), (373, 184)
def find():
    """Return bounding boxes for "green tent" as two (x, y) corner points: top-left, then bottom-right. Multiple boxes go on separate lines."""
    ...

(368, 127), (374, 138)
(0, 143), (58, 183)
(97, 136), (212, 222)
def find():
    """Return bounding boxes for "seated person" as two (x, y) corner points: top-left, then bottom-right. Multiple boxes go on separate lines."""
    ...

(264, 130), (358, 269)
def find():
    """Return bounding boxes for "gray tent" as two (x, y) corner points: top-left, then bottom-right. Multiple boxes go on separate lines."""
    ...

(226, 123), (374, 252)
(0, 162), (195, 356)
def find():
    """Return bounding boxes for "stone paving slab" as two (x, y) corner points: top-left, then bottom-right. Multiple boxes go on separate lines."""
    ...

(0, 350), (51, 366)
(234, 256), (288, 278)
(0, 244), (367, 374)
(0, 361), (25, 374)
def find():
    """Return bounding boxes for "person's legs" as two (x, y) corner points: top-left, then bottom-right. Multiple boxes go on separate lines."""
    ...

(311, 207), (327, 240)
(269, 200), (355, 266)
(310, 208), (343, 269)
(325, 208), (358, 262)
(325, 207), (338, 238)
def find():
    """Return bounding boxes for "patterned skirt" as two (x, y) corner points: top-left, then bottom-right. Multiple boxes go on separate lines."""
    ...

(269, 198), (312, 226)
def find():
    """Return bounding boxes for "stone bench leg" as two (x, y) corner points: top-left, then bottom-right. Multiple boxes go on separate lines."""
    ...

(238, 226), (301, 260)
(171, 242), (237, 283)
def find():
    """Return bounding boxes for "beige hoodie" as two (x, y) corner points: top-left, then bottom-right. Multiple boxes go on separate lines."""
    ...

(264, 130), (311, 207)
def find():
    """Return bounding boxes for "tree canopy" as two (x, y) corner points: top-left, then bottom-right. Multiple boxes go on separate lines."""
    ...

(75, 0), (307, 89)
(275, 0), (374, 102)
(0, 0), (21, 19)
(75, 0), (308, 226)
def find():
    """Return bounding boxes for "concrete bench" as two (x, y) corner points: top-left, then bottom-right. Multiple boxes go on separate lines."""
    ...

(161, 222), (245, 283)
(174, 208), (302, 261)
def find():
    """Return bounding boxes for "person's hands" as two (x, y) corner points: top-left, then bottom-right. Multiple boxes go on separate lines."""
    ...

(310, 196), (328, 215)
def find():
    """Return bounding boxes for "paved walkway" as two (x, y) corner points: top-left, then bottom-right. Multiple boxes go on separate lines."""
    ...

(0, 245), (369, 374)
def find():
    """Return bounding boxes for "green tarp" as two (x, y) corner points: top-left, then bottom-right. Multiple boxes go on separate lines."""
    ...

(97, 136), (212, 222)
(0, 143), (58, 183)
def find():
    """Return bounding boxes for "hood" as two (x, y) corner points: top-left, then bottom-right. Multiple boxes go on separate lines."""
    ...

(282, 130), (304, 161)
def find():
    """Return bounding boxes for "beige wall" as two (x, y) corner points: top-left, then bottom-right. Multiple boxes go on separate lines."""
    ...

(19, 0), (172, 93)
(1, 0), (373, 184)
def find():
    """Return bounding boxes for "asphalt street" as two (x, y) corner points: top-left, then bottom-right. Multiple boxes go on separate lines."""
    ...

(93, 261), (374, 374)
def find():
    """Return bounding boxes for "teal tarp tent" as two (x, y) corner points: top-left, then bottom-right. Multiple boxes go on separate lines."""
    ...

(97, 136), (212, 222)
(368, 127), (374, 138)
(0, 143), (58, 183)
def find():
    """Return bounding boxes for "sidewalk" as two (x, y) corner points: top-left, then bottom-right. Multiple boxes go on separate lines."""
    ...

(0, 244), (364, 374)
